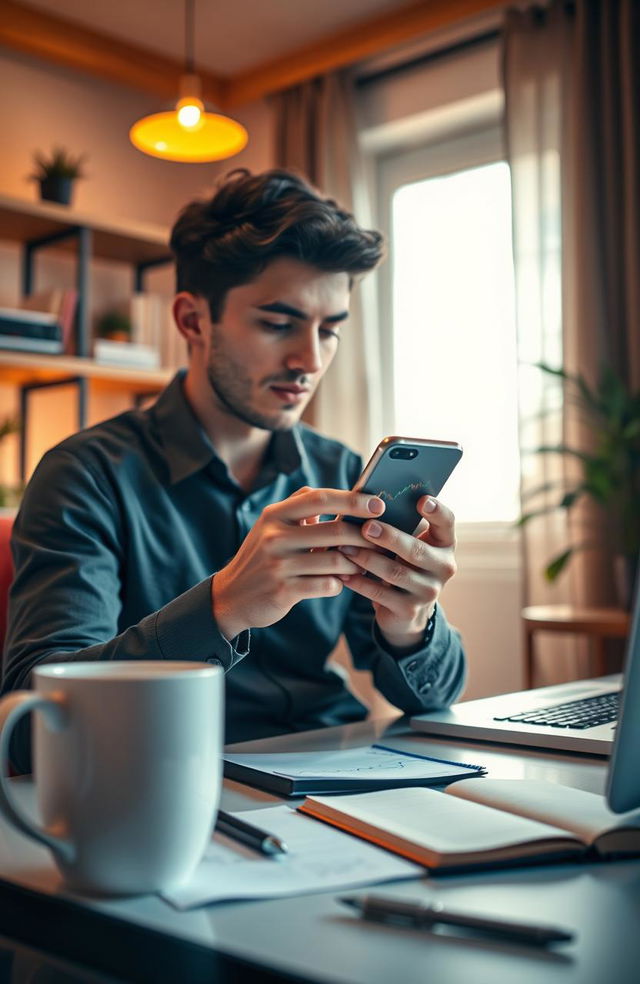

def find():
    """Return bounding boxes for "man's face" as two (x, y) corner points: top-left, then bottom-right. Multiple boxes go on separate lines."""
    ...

(201, 257), (351, 431)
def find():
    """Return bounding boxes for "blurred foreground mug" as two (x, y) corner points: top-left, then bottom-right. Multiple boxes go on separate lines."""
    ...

(0, 661), (223, 896)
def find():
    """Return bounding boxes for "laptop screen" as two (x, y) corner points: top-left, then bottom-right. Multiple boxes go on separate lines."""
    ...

(606, 563), (640, 813)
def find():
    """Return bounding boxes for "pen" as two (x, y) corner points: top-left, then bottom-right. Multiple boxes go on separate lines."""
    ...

(339, 895), (575, 946)
(215, 809), (288, 856)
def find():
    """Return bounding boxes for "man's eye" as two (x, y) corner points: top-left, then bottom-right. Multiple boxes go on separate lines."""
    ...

(321, 328), (341, 341)
(260, 320), (292, 332)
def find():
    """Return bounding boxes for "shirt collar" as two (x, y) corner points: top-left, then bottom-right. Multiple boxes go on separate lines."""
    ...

(152, 371), (305, 486)
(151, 372), (216, 485)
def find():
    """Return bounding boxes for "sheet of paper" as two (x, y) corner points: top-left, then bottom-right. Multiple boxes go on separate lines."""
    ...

(162, 805), (421, 910)
(224, 744), (475, 780)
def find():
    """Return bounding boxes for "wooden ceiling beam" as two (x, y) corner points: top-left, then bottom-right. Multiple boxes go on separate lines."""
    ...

(0, 0), (224, 106)
(0, 0), (502, 110)
(222, 0), (504, 107)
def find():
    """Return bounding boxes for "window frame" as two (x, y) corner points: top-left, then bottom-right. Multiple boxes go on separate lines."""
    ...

(373, 125), (521, 541)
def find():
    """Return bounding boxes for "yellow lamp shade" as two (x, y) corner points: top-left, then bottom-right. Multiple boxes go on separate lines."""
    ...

(129, 110), (248, 163)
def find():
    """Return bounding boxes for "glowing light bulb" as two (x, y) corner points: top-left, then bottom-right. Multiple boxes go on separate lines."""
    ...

(177, 98), (203, 130)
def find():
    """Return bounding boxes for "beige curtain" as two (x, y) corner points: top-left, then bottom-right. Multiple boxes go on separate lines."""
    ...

(271, 72), (383, 460)
(272, 73), (394, 717)
(504, 0), (640, 680)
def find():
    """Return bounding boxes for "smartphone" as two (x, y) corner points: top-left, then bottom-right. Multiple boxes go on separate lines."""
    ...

(347, 436), (463, 535)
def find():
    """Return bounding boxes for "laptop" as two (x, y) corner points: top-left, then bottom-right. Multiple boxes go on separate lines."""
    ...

(410, 583), (639, 756)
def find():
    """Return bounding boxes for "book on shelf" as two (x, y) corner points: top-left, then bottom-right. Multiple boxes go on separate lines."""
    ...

(19, 287), (78, 352)
(222, 743), (486, 796)
(93, 339), (160, 369)
(298, 779), (640, 872)
(0, 306), (64, 354)
(129, 293), (186, 372)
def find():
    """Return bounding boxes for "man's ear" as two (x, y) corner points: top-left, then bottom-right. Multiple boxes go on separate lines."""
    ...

(173, 293), (207, 349)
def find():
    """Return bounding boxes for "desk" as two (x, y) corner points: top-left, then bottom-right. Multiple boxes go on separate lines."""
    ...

(522, 605), (630, 687)
(0, 718), (638, 984)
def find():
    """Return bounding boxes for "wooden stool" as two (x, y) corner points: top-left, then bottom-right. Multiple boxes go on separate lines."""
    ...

(522, 605), (631, 689)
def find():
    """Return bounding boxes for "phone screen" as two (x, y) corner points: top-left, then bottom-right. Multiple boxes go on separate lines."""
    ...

(348, 440), (462, 535)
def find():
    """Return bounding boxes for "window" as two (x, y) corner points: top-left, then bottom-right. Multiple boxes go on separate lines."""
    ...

(376, 131), (520, 525)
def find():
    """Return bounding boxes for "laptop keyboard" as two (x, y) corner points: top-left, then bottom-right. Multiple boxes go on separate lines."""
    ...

(493, 691), (619, 730)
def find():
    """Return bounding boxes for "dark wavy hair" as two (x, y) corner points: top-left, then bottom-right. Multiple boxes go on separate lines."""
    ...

(169, 169), (385, 321)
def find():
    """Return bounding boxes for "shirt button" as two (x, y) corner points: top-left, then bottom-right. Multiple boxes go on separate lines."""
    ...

(407, 660), (418, 672)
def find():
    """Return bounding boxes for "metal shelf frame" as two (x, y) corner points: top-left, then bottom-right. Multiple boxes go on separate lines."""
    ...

(17, 225), (172, 480)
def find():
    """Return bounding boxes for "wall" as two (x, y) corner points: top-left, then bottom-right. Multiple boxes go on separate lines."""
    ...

(0, 46), (274, 482)
(0, 48), (274, 225)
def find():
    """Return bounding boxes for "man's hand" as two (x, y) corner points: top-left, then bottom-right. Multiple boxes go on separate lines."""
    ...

(338, 495), (457, 652)
(212, 487), (386, 640)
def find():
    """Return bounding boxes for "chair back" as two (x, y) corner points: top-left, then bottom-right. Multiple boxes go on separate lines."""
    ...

(0, 515), (14, 651)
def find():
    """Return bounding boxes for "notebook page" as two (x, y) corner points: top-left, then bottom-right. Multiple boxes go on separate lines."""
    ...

(305, 787), (575, 855)
(224, 745), (477, 781)
(447, 779), (640, 845)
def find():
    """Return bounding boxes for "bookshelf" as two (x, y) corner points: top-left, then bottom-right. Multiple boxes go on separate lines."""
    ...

(0, 351), (172, 392)
(0, 193), (175, 479)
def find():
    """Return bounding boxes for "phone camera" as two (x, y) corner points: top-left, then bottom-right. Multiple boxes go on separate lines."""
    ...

(390, 447), (418, 459)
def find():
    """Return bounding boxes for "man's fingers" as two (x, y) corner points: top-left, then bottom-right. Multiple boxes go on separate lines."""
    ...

(357, 516), (456, 569)
(269, 488), (385, 524)
(338, 545), (448, 591)
(272, 520), (382, 552)
(416, 496), (456, 547)
(342, 572), (435, 618)
(284, 552), (361, 577)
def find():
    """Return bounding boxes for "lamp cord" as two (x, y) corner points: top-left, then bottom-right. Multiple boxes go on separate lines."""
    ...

(185, 0), (195, 74)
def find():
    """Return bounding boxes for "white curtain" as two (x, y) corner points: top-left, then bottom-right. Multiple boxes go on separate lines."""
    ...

(504, 0), (640, 680)
(503, 4), (580, 682)
(271, 72), (383, 459)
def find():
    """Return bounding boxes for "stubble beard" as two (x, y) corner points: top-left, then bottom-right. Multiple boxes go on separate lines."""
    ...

(206, 335), (310, 432)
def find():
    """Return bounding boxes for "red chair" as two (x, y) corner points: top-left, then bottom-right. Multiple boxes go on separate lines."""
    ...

(0, 514), (13, 651)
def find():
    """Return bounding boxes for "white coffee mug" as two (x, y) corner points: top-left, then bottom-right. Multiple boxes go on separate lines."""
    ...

(0, 661), (223, 896)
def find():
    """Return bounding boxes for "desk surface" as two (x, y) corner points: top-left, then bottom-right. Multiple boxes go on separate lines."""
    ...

(0, 717), (638, 984)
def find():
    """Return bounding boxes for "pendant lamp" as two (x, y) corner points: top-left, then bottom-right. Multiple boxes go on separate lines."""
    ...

(129, 0), (247, 163)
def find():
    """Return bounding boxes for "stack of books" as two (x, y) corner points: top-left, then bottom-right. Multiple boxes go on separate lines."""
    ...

(0, 288), (77, 354)
(93, 338), (160, 370)
(130, 293), (186, 371)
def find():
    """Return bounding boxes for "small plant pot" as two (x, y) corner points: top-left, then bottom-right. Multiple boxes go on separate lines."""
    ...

(39, 176), (74, 206)
(102, 332), (131, 343)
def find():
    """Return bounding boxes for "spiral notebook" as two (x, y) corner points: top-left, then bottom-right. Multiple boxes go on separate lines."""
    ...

(223, 743), (486, 796)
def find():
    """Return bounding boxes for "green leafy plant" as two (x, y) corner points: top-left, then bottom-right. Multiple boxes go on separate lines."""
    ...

(96, 311), (132, 340)
(29, 146), (88, 182)
(518, 363), (640, 586)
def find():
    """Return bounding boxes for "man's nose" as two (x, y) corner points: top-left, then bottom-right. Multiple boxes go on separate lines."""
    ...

(284, 329), (323, 375)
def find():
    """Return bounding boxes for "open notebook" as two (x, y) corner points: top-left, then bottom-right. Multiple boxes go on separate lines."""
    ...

(298, 779), (640, 872)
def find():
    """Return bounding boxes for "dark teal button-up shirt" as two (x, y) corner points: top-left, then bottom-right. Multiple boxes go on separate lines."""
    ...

(2, 373), (465, 770)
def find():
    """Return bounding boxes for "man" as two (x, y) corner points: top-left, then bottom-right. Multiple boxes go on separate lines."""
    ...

(2, 169), (465, 771)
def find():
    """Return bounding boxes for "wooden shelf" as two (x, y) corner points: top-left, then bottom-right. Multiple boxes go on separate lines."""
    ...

(0, 193), (172, 266)
(0, 351), (172, 393)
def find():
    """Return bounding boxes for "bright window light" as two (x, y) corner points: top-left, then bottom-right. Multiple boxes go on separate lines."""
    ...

(391, 161), (520, 523)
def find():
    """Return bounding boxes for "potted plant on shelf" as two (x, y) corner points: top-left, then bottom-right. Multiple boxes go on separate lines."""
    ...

(29, 147), (88, 206)
(518, 363), (640, 609)
(96, 311), (132, 343)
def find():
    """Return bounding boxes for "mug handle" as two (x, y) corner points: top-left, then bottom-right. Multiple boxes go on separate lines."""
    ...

(0, 691), (74, 863)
